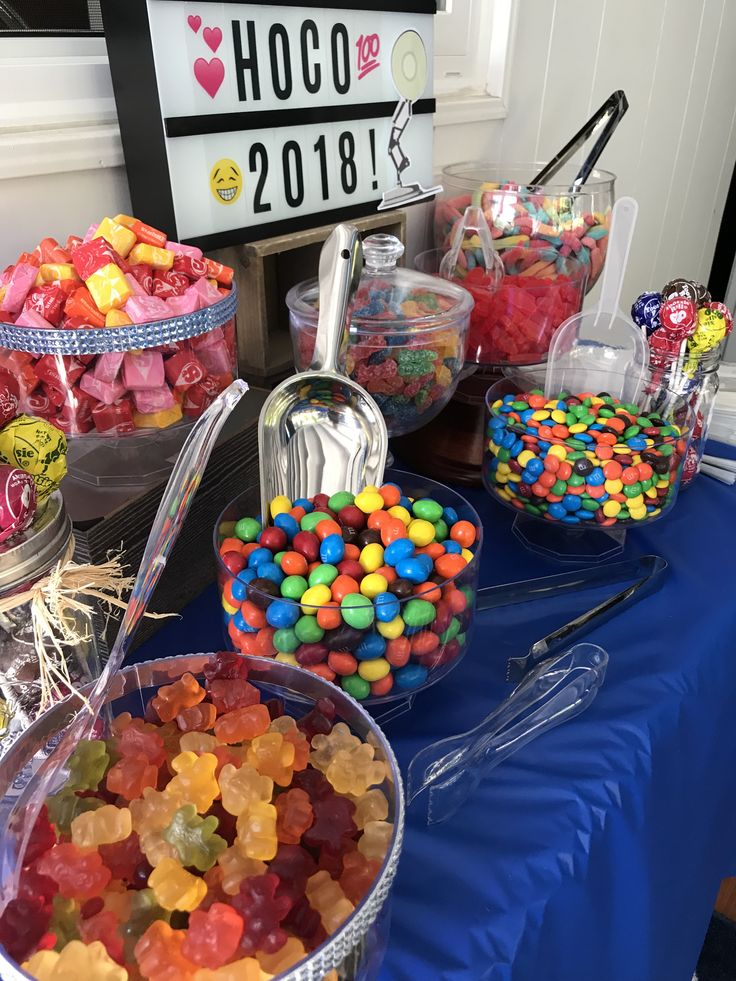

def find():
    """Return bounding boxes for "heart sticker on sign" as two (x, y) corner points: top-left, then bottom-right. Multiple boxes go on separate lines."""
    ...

(187, 14), (201, 33)
(203, 26), (222, 52)
(194, 57), (224, 98)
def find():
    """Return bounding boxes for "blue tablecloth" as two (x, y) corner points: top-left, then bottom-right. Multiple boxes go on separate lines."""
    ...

(134, 463), (736, 981)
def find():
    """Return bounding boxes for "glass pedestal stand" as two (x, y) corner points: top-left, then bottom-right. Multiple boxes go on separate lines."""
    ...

(512, 514), (626, 564)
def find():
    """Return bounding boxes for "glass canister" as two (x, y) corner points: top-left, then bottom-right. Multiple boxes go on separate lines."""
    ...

(435, 163), (615, 291)
(287, 234), (474, 438)
(0, 493), (99, 755)
(647, 341), (725, 487)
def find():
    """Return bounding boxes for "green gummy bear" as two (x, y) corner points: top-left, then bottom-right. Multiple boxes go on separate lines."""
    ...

(121, 889), (170, 962)
(49, 895), (80, 950)
(162, 804), (227, 872)
(397, 348), (437, 379)
(46, 790), (105, 835)
(66, 739), (110, 792)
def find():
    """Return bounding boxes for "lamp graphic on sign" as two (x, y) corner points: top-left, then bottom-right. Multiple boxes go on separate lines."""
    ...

(378, 30), (442, 211)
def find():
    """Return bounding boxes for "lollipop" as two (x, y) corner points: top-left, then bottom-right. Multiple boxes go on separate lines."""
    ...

(0, 414), (67, 502)
(0, 464), (37, 544)
(631, 291), (662, 336)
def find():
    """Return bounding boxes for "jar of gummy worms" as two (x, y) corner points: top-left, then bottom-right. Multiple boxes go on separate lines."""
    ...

(0, 654), (404, 981)
(435, 163), (615, 292)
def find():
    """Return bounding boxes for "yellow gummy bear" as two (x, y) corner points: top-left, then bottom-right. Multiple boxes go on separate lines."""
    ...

(325, 744), (386, 797)
(246, 733), (295, 787)
(256, 937), (307, 975)
(305, 870), (355, 933)
(357, 820), (393, 862)
(193, 956), (272, 980)
(235, 801), (278, 861)
(148, 857), (207, 911)
(309, 722), (362, 772)
(217, 847), (267, 895)
(218, 762), (273, 816)
(71, 804), (132, 849)
(166, 752), (219, 813)
(129, 786), (184, 834)
(23, 939), (127, 981)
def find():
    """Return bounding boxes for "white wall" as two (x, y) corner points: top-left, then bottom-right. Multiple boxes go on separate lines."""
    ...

(2, 0), (736, 324)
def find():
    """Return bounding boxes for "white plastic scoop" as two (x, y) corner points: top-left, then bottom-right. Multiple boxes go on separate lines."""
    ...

(545, 196), (649, 401)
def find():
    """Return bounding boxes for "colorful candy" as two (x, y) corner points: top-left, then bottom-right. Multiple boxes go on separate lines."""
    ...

(434, 176), (612, 289)
(3, 652), (394, 979)
(217, 484), (480, 699)
(0, 217), (236, 435)
(483, 389), (689, 526)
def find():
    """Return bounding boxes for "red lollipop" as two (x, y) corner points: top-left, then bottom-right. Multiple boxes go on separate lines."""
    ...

(0, 367), (20, 427)
(0, 464), (37, 544)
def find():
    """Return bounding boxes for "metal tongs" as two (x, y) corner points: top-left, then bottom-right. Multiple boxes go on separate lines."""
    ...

(407, 554), (667, 825)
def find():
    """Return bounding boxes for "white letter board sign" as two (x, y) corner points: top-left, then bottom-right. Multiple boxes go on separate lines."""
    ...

(101, 0), (438, 250)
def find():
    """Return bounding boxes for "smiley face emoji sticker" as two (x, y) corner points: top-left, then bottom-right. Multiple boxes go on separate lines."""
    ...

(210, 159), (242, 204)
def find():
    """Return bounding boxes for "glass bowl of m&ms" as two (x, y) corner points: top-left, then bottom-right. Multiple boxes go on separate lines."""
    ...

(0, 651), (403, 981)
(482, 377), (693, 535)
(435, 163), (615, 291)
(287, 234), (473, 438)
(214, 472), (482, 706)
(0, 217), (237, 439)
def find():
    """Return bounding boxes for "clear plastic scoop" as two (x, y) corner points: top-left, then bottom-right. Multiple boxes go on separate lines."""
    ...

(439, 205), (504, 286)
(545, 196), (649, 402)
(0, 379), (248, 903)
(407, 554), (667, 825)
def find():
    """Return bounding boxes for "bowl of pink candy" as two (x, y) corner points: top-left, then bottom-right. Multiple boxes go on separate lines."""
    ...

(0, 217), (237, 438)
(0, 651), (404, 981)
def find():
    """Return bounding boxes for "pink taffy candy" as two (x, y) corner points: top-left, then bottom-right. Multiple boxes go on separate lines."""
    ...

(125, 273), (148, 297)
(1, 263), (38, 315)
(0, 464), (37, 544)
(82, 223), (99, 243)
(94, 351), (125, 384)
(197, 340), (232, 375)
(122, 350), (165, 389)
(131, 386), (176, 413)
(185, 278), (221, 310)
(14, 308), (55, 330)
(124, 295), (169, 324)
(166, 292), (199, 317)
(165, 240), (203, 260)
(79, 370), (126, 405)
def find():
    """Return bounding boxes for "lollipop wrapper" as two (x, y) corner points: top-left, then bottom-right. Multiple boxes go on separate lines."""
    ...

(0, 464), (36, 544)
(0, 414), (67, 501)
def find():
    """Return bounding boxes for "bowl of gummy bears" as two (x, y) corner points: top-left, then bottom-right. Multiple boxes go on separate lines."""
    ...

(287, 234), (473, 438)
(215, 472), (483, 706)
(0, 651), (404, 981)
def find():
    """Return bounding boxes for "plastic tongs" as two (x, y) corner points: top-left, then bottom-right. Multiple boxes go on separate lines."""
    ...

(532, 90), (629, 189)
(407, 554), (667, 825)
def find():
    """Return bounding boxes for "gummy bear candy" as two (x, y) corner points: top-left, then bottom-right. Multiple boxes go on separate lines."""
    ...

(71, 804), (133, 849)
(120, 889), (169, 963)
(0, 895), (52, 963)
(192, 956), (265, 980)
(176, 702), (217, 733)
(296, 697), (336, 741)
(134, 920), (198, 981)
(23, 939), (128, 981)
(231, 873), (291, 956)
(246, 733), (295, 786)
(18, 866), (57, 906)
(80, 908), (125, 965)
(180, 732), (219, 755)
(98, 832), (146, 883)
(148, 857), (207, 912)
(106, 755), (159, 801)
(305, 870), (354, 933)
(115, 718), (167, 766)
(67, 740), (110, 792)
(357, 820), (393, 862)
(25, 803), (57, 865)
(37, 843), (112, 901)
(255, 936), (307, 975)
(236, 801), (278, 861)
(162, 804), (227, 872)
(290, 767), (332, 802)
(267, 843), (317, 908)
(302, 793), (356, 852)
(203, 650), (250, 683)
(350, 788), (389, 830)
(339, 850), (382, 904)
(309, 722), (361, 773)
(214, 704), (270, 745)
(283, 895), (326, 950)
(166, 752), (219, 813)
(218, 763), (273, 817)
(47, 791), (106, 836)
(325, 744), (386, 797)
(217, 847), (267, 896)
(208, 679), (259, 715)
(181, 902), (243, 968)
(151, 672), (206, 724)
(275, 788), (313, 845)
(317, 838), (356, 879)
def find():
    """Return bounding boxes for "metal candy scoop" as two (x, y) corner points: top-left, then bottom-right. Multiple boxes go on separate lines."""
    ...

(258, 224), (388, 520)
(407, 554), (667, 825)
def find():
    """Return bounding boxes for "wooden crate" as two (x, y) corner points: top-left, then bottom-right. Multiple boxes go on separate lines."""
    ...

(210, 210), (407, 383)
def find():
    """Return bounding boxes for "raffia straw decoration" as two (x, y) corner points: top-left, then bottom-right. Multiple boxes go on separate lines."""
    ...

(0, 540), (172, 714)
